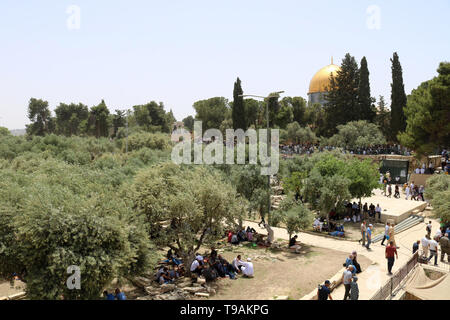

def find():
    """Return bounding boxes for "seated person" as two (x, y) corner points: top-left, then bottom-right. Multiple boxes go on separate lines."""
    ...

(246, 226), (256, 233)
(219, 255), (237, 279)
(313, 218), (322, 232)
(231, 233), (240, 245)
(190, 257), (204, 276)
(162, 249), (182, 266)
(232, 255), (244, 273)
(237, 229), (247, 242)
(289, 235), (301, 253)
(201, 265), (219, 282)
(168, 266), (180, 280)
(351, 251), (362, 273)
(241, 258), (254, 278)
(344, 216), (352, 223)
(322, 220), (330, 232)
(227, 231), (233, 243)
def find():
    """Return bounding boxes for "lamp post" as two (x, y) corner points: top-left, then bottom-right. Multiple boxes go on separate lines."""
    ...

(239, 91), (284, 225)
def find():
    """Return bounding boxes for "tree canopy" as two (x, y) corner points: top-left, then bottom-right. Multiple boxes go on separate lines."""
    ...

(398, 62), (450, 156)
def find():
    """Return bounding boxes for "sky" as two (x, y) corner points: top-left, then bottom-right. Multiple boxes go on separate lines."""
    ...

(0, 0), (449, 130)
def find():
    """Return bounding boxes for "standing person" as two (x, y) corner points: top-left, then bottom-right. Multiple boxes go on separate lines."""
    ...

(387, 184), (392, 198)
(388, 223), (398, 248)
(426, 221), (432, 238)
(439, 233), (450, 263)
(350, 277), (359, 301)
(317, 280), (333, 300)
(376, 204), (382, 223)
(342, 266), (354, 300)
(421, 235), (430, 259)
(385, 241), (398, 275)
(405, 185), (411, 200)
(418, 185), (425, 201)
(428, 237), (439, 266)
(365, 224), (373, 250)
(258, 214), (266, 228)
(359, 221), (366, 246)
(413, 240), (420, 254)
(394, 185), (400, 198)
(381, 222), (390, 246)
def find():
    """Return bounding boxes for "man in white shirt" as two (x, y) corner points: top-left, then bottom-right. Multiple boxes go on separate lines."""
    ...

(375, 204), (382, 222)
(381, 222), (390, 246)
(241, 258), (254, 278)
(313, 218), (322, 232)
(421, 235), (430, 258)
(190, 257), (203, 275)
(427, 238), (439, 266)
(232, 255), (244, 273)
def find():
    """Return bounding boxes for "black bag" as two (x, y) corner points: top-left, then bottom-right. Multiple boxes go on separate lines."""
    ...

(318, 285), (328, 300)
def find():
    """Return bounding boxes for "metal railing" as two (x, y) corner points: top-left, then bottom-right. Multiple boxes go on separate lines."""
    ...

(370, 252), (419, 300)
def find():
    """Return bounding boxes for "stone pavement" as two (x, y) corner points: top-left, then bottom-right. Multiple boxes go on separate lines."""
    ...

(244, 216), (442, 300)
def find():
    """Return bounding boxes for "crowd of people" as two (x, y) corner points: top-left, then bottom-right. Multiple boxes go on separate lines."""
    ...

(415, 221), (450, 266)
(280, 144), (411, 157)
(103, 288), (127, 300)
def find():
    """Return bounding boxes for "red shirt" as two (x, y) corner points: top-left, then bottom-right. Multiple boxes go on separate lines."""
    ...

(385, 245), (397, 258)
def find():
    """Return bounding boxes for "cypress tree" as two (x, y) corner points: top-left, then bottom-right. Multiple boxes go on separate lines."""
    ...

(390, 52), (407, 142)
(232, 77), (246, 130)
(358, 57), (376, 122)
(324, 53), (359, 136)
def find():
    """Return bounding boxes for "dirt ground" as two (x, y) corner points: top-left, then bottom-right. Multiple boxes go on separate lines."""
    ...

(207, 243), (371, 300)
(0, 279), (26, 298)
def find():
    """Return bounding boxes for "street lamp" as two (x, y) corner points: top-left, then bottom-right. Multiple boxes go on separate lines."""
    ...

(239, 91), (284, 225)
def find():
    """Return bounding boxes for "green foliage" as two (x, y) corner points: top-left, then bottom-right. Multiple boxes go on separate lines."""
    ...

(0, 127), (10, 136)
(358, 57), (376, 122)
(232, 78), (247, 131)
(193, 97), (231, 131)
(282, 171), (307, 195)
(126, 132), (171, 152)
(54, 103), (89, 136)
(390, 52), (407, 142)
(374, 96), (392, 140)
(398, 62), (450, 156)
(26, 98), (52, 136)
(182, 115), (195, 132)
(87, 100), (111, 138)
(272, 198), (313, 238)
(327, 120), (385, 149)
(424, 174), (450, 222)
(130, 163), (247, 261)
(324, 53), (360, 136)
(285, 122), (318, 144)
(0, 156), (155, 299)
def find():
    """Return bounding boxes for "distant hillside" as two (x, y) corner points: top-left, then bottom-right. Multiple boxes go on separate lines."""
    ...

(10, 129), (26, 136)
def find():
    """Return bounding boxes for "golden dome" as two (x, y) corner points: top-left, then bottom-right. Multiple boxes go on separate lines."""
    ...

(308, 62), (341, 94)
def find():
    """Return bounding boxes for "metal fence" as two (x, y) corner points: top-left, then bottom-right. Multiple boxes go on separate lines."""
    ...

(370, 252), (419, 300)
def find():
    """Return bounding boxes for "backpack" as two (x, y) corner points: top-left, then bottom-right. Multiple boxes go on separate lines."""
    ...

(318, 285), (329, 300)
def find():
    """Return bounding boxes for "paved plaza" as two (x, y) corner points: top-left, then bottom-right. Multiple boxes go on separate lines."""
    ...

(245, 189), (443, 300)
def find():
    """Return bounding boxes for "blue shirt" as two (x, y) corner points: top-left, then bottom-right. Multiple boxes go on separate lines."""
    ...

(105, 294), (115, 300)
(366, 228), (372, 237)
(116, 292), (126, 300)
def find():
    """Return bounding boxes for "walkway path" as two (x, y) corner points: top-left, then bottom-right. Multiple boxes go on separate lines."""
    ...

(244, 216), (442, 300)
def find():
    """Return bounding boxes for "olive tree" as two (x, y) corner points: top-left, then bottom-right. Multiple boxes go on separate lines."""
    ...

(130, 163), (247, 267)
